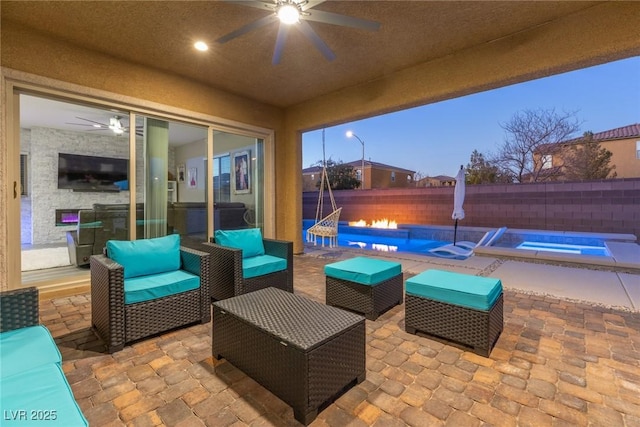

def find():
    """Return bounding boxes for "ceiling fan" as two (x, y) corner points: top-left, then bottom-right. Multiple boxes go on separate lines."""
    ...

(217, 0), (380, 64)
(66, 116), (143, 136)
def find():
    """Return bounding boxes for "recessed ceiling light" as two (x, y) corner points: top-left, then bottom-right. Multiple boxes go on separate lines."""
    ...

(194, 41), (208, 51)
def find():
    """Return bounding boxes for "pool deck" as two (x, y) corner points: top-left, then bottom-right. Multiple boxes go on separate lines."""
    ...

(303, 241), (640, 313)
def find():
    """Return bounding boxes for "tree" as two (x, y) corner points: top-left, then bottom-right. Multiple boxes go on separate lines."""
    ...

(313, 158), (360, 190)
(563, 132), (617, 180)
(465, 150), (509, 184)
(495, 108), (582, 183)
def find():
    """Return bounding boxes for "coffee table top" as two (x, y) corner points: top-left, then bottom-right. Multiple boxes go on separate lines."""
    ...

(213, 287), (364, 351)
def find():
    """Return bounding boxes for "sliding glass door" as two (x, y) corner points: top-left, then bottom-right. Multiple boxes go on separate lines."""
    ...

(212, 131), (264, 232)
(11, 86), (273, 290)
(136, 115), (208, 241)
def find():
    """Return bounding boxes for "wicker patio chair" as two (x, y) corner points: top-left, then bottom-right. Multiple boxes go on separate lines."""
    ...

(90, 240), (211, 353)
(184, 233), (293, 301)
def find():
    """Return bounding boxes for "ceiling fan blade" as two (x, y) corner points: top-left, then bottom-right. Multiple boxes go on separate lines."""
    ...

(297, 20), (336, 62)
(304, 9), (380, 31)
(224, 0), (276, 12)
(216, 14), (278, 44)
(65, 122), (103, 127)
(272, 24), (291, 65)
(300, 0), (326, 12)
(74, 116), (108, 126)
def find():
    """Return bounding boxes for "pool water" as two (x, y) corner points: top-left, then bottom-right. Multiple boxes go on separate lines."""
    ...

(516, 241), (610, 256)
(302, 221), (612, 258)
(304, 229), (448, 255)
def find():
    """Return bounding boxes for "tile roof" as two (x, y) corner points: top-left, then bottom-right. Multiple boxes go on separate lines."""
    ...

(564, 123), (640, 144)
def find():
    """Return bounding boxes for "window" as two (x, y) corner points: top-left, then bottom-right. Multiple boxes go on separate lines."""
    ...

(391, 171), (396, 182)
(541, 154), (553, 169)
(407, 174), (412, 183)
(636, 141), (640, 159)
(213, 154), (231, 202)
(356, 169), (362, 180)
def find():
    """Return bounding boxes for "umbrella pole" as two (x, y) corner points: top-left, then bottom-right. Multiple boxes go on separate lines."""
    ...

(453, 219), (458, 245)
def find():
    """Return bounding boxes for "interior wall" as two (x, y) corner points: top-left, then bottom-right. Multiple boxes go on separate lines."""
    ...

(175, 140), (206, 203)
(24, 126), (130, 245)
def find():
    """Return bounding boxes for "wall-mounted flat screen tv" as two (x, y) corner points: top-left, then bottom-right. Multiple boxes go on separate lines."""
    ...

(58, 153), (128, 192)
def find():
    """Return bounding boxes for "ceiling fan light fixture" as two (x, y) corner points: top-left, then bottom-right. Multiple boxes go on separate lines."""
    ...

(277, 3), (300, 25)
(109, 116), (125, 134)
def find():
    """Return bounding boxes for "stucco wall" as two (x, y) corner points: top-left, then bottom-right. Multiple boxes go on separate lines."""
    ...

(303, 178), (640, 239)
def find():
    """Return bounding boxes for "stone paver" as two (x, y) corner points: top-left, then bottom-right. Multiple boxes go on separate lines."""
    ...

(41, 254), (640, 426)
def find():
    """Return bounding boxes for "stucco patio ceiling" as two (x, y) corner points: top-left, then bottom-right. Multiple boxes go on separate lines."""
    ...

(1, 1), (606, 108)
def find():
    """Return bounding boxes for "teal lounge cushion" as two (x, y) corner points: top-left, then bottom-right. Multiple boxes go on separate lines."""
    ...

(243, 255), (287, 279)
(406, 269), (502, 311)
(107, 234), (180, 279)
(0, 363), (88, 426)
(124, 270), (200, 304)
(215, 228), (265, 259)
(324, 257), (402, 286)
(0, 325), (61, 379)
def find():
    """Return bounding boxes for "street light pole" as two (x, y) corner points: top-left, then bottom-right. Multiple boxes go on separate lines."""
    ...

(346, 131), (365, 190)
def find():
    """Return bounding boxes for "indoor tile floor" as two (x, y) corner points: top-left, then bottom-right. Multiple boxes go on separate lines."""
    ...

(43, 254), (640, 426)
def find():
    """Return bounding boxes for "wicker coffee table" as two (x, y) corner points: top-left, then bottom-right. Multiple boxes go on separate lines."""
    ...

(212, 287), (366, 425)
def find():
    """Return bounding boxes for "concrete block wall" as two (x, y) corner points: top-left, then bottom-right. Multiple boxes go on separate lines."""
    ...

(303, 178), (640, 239)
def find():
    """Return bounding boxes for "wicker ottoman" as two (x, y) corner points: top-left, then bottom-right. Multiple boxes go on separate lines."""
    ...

(213, 287), (365, 425)
(325, 257), (403, 320)
(405, 269), (503, 357)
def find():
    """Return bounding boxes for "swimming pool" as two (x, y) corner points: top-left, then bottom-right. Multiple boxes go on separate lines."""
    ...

(302, 220), (615, 258)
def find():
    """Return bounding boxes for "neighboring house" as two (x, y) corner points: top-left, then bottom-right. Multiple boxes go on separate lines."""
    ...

(534, 123), (640, 180)
(416, 175), (456, 187)
(301, 166), (324, 191)
(302, 161), (415, 190)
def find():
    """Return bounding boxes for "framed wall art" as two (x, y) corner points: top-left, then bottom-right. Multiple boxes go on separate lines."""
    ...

(233, 150), (251, 194)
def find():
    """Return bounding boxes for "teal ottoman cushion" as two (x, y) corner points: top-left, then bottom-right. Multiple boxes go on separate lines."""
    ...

(243, 254), (287, 279)
(406, 269), (502, 311)
(124, 270), (200, 304)
(0, 325), (61, 379)
(325, 257), (402, 286)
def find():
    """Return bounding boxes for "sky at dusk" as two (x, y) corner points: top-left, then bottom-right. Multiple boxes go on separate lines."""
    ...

(302, 56), (640, 178)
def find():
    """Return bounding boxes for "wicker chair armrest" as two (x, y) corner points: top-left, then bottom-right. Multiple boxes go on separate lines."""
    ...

(207, 240), (244, 298)
(0, 287), (39, 332)
(90, 254), (126, 352)
(180, 246), (211, 320)
(179, 246), (209, 276)
(263, 238), (292, 260)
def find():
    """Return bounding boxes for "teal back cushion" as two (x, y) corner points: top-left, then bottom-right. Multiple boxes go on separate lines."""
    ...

(107, 234), (181, 279)
(215, 228), (265, 259)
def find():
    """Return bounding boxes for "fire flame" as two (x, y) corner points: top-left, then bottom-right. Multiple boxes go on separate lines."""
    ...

(348, 218), (398, 229)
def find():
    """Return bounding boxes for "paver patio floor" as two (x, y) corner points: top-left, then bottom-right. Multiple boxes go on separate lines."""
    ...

(43, 254), (640, 426)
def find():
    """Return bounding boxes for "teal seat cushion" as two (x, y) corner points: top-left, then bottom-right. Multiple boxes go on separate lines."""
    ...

(324, 257), (402, 286)
(215, 228), (265, 259)
(124, 270), (200, 304)
(0, 363), (88, 426)
(406, 269), (502, 311)
(107, 234), (180, 279)
(243, 254), (287, 279)
(0, 325), (61, 379)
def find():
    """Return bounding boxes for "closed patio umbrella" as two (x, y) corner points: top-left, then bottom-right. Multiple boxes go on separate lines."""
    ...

(452, 165), (465, 245)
